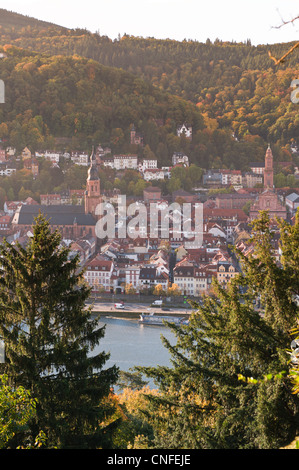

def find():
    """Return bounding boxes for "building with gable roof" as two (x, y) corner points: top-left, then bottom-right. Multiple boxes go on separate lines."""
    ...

(12, 204), (97, 239)
(83, 255), (114, 292)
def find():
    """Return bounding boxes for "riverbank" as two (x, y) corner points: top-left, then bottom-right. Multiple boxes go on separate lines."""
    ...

(93, 311), (140, 320)
(91, 308), (192, 319)
(86, 291), (200, 309)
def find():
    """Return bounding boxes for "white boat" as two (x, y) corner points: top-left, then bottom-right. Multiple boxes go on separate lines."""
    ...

(139, 313), (189, 326)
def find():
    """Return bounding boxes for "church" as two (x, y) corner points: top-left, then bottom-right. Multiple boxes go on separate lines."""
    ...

(12, 148), (102, 238)
(249, 145), (287, 221)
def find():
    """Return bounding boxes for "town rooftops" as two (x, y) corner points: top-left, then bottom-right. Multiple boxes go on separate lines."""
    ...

(86, 257), (113, 271)
(173, 266), (194, 277)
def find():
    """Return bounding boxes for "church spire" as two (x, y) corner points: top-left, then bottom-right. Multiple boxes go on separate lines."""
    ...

(85, 147), (101, 216)
(87, 146), (99, 181)
(264, 144), (273, 189)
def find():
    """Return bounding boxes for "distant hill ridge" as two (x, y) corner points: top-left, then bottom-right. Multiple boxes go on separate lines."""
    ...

(0, 8), (66, 30)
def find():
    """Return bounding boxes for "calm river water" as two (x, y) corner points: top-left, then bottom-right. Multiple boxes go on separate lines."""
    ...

(92, 315), (176, 387)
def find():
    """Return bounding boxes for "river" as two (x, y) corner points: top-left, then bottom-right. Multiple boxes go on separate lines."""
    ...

(93, 314), (177, 388)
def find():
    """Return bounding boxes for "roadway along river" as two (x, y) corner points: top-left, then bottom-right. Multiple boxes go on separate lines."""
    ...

(90, 300), (191, 314)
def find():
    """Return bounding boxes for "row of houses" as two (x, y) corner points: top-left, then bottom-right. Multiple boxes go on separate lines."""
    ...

(40, 189), (85, 206)
(203, 168), (259, 189)
(83, 243), (171, 294)
(1, 144), (189, 183)
(82, 239), (240, 296)
(100, 151), (189, 177)
(203, 162), (299, 190)
(80, 209), (242, 296)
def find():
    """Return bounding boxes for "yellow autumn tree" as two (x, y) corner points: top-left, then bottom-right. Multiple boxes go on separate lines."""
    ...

(153, 284), (164, 296)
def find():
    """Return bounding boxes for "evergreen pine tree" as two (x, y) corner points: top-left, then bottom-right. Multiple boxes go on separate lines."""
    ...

(138, 211), (299, 449)
(0, 214), (119, 448)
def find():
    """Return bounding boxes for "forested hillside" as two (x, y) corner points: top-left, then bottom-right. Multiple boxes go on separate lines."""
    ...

(0, 9), (298, 170)
(0, 45), (204, 156)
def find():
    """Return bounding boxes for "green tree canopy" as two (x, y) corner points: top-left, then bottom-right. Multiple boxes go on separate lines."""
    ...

(0, 214), (119, 448)
(0, 374), (37, 448)
(138, 211), (299, 449)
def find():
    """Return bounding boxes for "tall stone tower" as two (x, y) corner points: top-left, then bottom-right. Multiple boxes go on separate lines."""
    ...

(84, 147), (101, 217)
(263, 144), (274, 189)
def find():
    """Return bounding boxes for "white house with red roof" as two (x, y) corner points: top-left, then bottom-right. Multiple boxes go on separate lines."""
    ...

(83, 255), (114, 292)
(143, 168), (165, 181)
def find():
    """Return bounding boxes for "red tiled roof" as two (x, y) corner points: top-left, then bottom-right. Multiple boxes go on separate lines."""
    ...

(86, 257), (113, 270)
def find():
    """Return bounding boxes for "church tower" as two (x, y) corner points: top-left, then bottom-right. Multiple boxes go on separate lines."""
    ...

(263, 144), (274, 189)
(249, 143), (287, 221)
(84, 147), (101, 217)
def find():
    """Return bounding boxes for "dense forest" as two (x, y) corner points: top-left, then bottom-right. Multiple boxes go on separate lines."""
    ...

(0, 9), (298, 171)
(0, 45), (204, 155)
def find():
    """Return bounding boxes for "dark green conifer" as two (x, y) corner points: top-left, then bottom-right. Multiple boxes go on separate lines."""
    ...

(138, 211), (299, 449)
(0, 214), (119, 448)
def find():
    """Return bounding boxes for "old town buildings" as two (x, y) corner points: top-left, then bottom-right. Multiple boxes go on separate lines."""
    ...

(2, 144), (297, 297)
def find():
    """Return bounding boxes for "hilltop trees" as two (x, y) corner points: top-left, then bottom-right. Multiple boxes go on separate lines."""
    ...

(1, 38), (298, 172)
(138, 212), (299, 449)
(0, 214), (119, 448)
(1, 27), (298, 150)
(0, 46), (205, 156)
